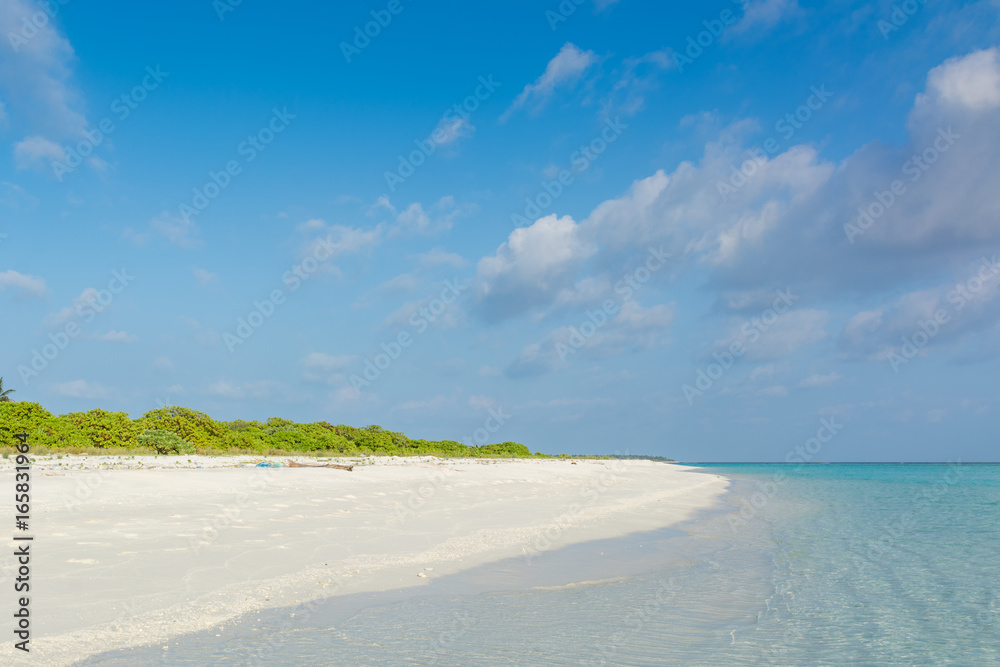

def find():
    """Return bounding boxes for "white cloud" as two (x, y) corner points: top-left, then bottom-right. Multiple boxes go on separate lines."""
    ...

(756, 385), (789, 398)
(429, 115), (474, 147)
(799, 372), (843, 388)
(468, 394), (497, 410)
(838, 257), (1000, 361)
(54, 380), (110, 399)
(151, 356), (175, 373)
(720, 309), (829, 362)
(0, 0), (87, 137)
(206, 380), (284, 400)
(302, 352), (355, 372)
(388, 196), (472, 237)
(922, 47), (1000, 112)
(13, 135), (64, 170)
(379, 272), (419, 292)
(126, 212), (202, 249)
(44, 287), (101, 327)
(302, 352), (356, 385)
(603, 50), (674, 117)
(151, 212), (201, 248)
(0, 269), (46, 298)
(502, 43), (598, 121)
(0, 181), (38, 209)
(93, 331), (137, 344)
(475, 48), (1000, 338)
(506, 300), (675, 377)
(730, 0), (803, 37)
(395, 395), (454, 411)
(417, 247), (467, 269)
(193, 267), (218, 286)
(476, 214), (597, 321)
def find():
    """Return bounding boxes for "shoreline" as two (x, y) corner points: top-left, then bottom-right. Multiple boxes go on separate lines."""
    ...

(1, 456), (728, 666)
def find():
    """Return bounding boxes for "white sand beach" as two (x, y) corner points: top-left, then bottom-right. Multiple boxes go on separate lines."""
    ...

(0, 455), (726, 666)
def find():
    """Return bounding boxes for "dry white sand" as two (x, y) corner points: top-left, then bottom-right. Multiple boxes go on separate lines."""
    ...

(0, 455), (727, 666)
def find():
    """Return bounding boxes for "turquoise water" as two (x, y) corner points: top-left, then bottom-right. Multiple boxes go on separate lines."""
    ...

(80, 464), (1000, 665)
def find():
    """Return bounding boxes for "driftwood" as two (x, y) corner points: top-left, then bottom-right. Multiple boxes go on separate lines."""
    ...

(285, 459), (354, 472)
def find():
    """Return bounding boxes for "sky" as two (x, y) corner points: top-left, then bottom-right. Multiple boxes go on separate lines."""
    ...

(1, 0), (999, 461)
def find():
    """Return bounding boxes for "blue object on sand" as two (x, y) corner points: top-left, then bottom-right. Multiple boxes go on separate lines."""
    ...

(256, 462), (282, 467)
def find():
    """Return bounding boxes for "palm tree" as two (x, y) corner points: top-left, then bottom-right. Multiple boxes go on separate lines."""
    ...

(0, 377), (15, 402)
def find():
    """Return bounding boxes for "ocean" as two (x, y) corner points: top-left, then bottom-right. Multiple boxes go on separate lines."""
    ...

(79, 463), (1000, 665)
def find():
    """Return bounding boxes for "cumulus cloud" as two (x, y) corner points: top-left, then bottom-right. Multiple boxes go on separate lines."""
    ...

(13, 135), (65, 171)
(302, 352), (356, 384)
(506, 300), (675, 377)
(922, 47), (1000, 112)
(502, 43), (598, 121)
(838, 255), (1000, 362)
(54, 380), (110, 399)
(0, 269), (46, 298)
(729, 0), (804, 37)
(477, 47), (1000, 336)
(476, 214), (597, 322)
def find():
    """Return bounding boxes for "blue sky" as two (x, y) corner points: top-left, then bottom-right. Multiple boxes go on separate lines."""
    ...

(2, 0), (1000, 461)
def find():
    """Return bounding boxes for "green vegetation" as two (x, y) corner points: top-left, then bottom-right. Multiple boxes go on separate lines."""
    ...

(0, 377), (14, 403)
(0, 402), (544, 458)
(137, 430), (196, 456)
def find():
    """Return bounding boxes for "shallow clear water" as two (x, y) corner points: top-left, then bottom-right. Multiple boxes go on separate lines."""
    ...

(80, 464), (1000, 666)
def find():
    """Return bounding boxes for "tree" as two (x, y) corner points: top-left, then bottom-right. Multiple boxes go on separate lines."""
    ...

(0, 378), (14, 403)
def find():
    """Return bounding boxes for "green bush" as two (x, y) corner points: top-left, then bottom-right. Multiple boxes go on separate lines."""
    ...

(0, 402), (547, 458)
(137, 430), (195, 455)
(138, 407), (228, 448)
